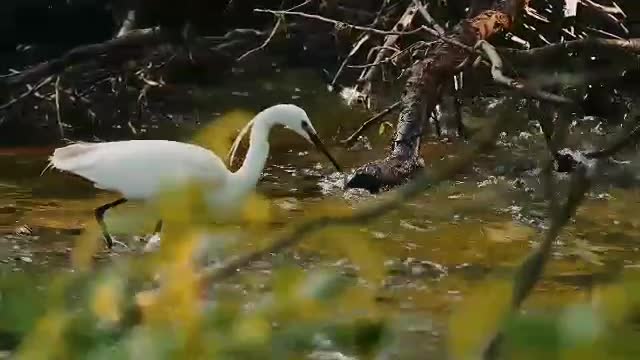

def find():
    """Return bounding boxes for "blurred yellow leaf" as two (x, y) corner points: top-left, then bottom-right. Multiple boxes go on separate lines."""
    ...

(71, 224), (101, 271)
(143, 261), (201, 331)
(240, 193), (273, 225)
(91, 277), (123, 324)
(16, 312), (69, 360)
(232, 315), (271, 345)
(136, 228), (203, 333)
(304, 199), (353, 219)
(305, 227), (385, 284)
(135, 289), (160, 313)
(592, 277), (640, 327)
(448, 280), (513, 359)
(192, 109), (255, 161)
(482, 222), (536, 243)
(338, 286), (381, 317)
(154, 181), (212, 227)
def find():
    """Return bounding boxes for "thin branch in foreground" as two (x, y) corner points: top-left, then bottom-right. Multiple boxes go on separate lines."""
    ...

(341, 101), (402, 146)
(549, 117), (640, 172)
(200, 113), (505, 285)
(483, 163), (594, 359)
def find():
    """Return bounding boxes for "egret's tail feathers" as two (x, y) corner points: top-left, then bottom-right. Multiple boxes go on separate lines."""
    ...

(47, 142), (99, 173)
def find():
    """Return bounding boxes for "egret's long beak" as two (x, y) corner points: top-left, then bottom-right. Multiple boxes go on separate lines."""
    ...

(305, 129), (342, 172)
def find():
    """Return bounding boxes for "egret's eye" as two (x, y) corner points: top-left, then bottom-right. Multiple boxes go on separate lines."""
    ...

(300, 120), (309, 129)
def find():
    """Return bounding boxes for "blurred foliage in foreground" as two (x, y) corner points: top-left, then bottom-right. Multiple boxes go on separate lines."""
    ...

(2, 110), (640, 359)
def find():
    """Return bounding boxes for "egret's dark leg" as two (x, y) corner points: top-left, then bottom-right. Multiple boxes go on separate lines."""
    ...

(95, 198), (127, 249)
(153, 220), (163, 234)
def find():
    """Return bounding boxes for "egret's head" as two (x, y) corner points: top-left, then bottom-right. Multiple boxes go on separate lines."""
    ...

(262, 104), (342, 172)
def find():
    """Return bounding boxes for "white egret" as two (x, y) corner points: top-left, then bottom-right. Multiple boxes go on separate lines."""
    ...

(46, 104), (342, 249)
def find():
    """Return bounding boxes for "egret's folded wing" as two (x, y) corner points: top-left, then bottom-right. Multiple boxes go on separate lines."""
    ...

(48, 140), (229, 199)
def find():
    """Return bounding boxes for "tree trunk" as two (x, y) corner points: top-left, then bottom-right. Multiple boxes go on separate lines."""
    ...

(346, 0), (528, 193)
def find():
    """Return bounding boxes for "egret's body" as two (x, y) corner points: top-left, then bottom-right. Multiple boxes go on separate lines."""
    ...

(47, 104), (341, 248)
(51, 140), (228, 199)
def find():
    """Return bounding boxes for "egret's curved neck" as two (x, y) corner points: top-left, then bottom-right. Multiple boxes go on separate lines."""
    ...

(231, 116), (273, 192)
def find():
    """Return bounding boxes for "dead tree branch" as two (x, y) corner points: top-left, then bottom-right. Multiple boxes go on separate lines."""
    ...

(413, 0), (445, 34)
(501, 37), (640, 66)
(341, 101), (402, 146)
(3, 28), (170, 86)
(351, 4), (419, 106)
(476, 40), (571, 103)
(254, 8), (426, 36)
(237, 17), (283, 61)
(585, 120), (640, 159)
(0, 76), (54, 111)
(331, 34), (371, 90)
(346, 0), (529, 193)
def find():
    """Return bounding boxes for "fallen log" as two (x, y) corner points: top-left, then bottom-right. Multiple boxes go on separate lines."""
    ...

(345, 0), (529, 193)
(4, 28), (170, 86)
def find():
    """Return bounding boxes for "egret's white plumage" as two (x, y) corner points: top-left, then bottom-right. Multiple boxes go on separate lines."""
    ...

(47, 104), (341, 249)
(50, 140), (227, 199)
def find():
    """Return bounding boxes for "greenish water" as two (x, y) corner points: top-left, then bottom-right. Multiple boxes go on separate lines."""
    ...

(1, 69), (640, 357)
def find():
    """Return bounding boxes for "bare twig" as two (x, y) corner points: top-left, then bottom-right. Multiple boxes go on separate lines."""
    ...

(237, 16), (283, 61)
(330, 33), (371, 89)
(580, 0), (625, 17)
(254, 8), (425, 36)
(418, 25), (473, 51)
(4, 27), (168, 86)
(116, 9), (138, 37)
(54, 76), (64, 139)
(329, 0), (396, 89)
(585, 119), (640, 159)
(585, 26), (626, 40)
(0, 76), (54, 111)
(412, 0), (444, 34)
(285, 0), (312, 12)
(580, 0), (628, 35)
(349, 42), (426, 69)
(501, 38), (640, 65)
(476, 40), (571, 104)
(341, 101), (402, 146)
(353, 3), (419, 106)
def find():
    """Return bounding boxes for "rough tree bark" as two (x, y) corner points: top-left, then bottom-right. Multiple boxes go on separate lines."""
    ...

(345, 0), (528, 193)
